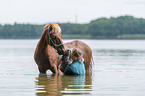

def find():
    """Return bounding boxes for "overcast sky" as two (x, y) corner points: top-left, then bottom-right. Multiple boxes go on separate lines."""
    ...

(0, 0), (145, 24)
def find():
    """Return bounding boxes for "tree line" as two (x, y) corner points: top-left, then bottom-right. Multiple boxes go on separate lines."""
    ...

(0, 15), (145, 39)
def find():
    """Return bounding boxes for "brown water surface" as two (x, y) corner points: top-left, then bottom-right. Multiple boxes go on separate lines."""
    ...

(0, 40), (145, 96)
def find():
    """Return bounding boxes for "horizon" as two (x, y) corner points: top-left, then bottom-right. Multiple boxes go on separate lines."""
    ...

(0, 15), (144, 25)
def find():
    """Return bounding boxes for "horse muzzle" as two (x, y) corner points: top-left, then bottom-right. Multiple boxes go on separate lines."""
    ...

(57, 48), (65, 55)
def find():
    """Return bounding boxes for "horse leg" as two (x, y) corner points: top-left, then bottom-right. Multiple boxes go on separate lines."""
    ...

(50, 64), (58, 74)
(38, 67), (47, 74)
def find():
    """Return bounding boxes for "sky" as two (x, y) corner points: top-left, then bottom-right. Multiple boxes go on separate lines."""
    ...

(0, 0), (145, 25)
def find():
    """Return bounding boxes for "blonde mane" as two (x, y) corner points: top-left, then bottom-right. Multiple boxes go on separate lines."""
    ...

(44, 23), (61, 37)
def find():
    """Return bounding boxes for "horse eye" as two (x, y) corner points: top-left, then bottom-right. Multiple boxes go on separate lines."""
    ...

(49, 27), (52, 31)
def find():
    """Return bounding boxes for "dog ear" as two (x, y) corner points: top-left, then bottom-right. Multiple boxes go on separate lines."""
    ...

(58, 24), (61, 26)
(44, 24), (49, 29)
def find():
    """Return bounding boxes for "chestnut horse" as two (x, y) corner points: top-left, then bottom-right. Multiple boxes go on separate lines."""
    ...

(60, 40), (93, 74)
(34, 23), (65, 74)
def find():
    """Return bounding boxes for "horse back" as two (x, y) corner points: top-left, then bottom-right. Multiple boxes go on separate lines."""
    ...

(64, 40), (92, 72)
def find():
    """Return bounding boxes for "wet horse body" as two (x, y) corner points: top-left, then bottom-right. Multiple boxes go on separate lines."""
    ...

(34, 23), (92, 74)
(61, 40), (93, 73)
(34, 23), (65, 74)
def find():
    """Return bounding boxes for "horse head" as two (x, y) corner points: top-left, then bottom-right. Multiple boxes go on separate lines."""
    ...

(44, 23), (65, 55)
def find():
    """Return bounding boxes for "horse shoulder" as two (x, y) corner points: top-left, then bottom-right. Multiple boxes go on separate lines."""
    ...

(46, 45), (58, 63)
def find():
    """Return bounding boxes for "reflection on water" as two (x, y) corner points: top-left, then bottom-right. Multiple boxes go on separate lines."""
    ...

(0, 40), (145, 96)
(92, 49), (145, 96)
(35, 74), (92, 96)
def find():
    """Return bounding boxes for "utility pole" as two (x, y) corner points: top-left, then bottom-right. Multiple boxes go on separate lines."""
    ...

(75, 14), (78, 24)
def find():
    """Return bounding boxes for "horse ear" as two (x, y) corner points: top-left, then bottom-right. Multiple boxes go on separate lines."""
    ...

(58, 24), (61, 26)
(44, 24), (49, 29)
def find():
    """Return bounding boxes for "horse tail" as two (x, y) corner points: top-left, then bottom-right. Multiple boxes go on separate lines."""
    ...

(91, 56), (94, 66)
(86, 54), (94, 75)
(83, 43), (93, 75)
(90, 56), (94, 71)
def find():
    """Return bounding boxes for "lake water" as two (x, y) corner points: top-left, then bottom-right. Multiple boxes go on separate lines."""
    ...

(0, 39), (145, 96)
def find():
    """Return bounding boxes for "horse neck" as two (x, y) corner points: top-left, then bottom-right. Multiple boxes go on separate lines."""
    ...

(38, 29), (49, 49)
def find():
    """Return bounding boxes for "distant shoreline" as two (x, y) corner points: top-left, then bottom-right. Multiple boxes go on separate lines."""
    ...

(1, 16), (145, 39)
